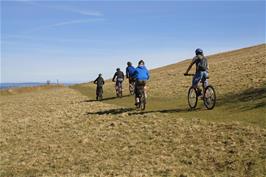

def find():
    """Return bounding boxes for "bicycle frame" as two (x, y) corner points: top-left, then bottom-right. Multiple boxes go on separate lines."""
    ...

(184, 73), (208, 93)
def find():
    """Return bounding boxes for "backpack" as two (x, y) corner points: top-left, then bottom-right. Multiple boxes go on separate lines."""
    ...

(197, 56), (208, 71)
(97, 77), (104, 86)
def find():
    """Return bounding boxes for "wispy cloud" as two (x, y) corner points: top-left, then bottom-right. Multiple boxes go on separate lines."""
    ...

(50, 18), (104, 27)
(64, 8), (103, 17)
(24, 18), (105, 33)
(19, 1), (104, 17)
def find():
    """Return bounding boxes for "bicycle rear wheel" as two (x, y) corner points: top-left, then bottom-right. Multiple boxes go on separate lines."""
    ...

(119, 86), (122, 97)
(129, 83), (135, 95)
(188, 86), (198, 109)
(203, 85), (216, 110)
(140, 93), (146, 110)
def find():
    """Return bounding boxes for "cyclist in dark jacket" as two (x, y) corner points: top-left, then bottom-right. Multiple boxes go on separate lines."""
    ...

(112, 68), (125, 96)
(94, 73), (105, 100)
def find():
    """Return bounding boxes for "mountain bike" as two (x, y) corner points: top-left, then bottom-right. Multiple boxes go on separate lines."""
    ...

(135, 81), (146, 110)
(184, 73), (216, 110)
(114, 79), (123, 98)
(96, 86), (103, 101)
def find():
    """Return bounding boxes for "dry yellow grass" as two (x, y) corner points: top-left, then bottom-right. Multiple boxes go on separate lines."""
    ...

(1, 87), (265, 176)
(0, 85), (64, 96)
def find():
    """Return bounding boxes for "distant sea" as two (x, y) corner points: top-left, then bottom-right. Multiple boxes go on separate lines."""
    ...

(0, 82), (75, 90)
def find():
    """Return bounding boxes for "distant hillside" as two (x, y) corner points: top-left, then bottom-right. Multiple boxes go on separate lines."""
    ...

(0, 85), (65, 96)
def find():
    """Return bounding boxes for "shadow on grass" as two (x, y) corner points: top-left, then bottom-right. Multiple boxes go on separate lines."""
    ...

(81, 94), (132, 103)
(86, 107), (202, 116)
(86, 107), (135, 115)
(219, 86), (266, 111)
(128, 108), (193, 115)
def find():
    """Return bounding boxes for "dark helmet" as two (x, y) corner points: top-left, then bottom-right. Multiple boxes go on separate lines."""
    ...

(98, 73), (102, 77)
(127, 61), (132, 66)
(116, 68), (120, 71)
(138, 60), (144, 65)
(195, 48), (203, 55)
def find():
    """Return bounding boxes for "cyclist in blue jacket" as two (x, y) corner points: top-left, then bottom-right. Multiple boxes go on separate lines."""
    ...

(126, 62), (135, 78)
(133, 60), (150, 106)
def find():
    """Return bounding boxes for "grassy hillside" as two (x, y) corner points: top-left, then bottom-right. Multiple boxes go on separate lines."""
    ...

(1, 44), (265, 177)
(71, 44), (266, 127)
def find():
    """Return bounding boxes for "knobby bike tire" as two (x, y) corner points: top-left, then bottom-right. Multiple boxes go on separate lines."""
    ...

(203, 85), (216, 110)
(140, 93), (146, 110)
(188, 86), (198, 109)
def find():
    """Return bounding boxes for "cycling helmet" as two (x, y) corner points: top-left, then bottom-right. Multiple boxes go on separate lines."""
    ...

(98, 73), (102, 77)
(138, 60), (144, 65)
(116, 68), (120, 71)
(127, 61), (132, 66)
(195, 48), (203, 55)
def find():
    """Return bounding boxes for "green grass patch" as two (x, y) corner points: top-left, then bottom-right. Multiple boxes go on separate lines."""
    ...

(70, 83), (266, 127)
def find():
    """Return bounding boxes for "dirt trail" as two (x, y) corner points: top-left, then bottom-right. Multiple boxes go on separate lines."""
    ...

(1, 87), (265, 176)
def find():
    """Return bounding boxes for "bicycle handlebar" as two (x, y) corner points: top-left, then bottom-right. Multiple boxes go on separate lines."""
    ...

(184, 73), (210, 79)
(184, 73), (195, 76)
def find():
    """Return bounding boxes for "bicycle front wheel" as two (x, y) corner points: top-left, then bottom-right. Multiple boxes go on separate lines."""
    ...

(188, 86), (198, 109)
(140, 94), (146, 110)
(203, 85), (216, 110)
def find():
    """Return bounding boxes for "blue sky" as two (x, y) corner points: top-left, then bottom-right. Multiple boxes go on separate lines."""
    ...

(1, 0), (265, 83)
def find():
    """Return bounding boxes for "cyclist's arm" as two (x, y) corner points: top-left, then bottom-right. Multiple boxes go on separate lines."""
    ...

(93, 78), (97, 84)
(185, 62), (193, 74)
(112, 73), (116, 82)
(126, 68), (129, 78)
(185, 58), (197, 74)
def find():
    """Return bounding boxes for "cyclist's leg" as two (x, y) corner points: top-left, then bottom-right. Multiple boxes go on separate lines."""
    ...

(116, 81), (119, 90)
(192, 72), (202, 88)
(96, 88), (98, 100)
(142, 81), (147, 98)
(129, 78), (133, 89)
(120, 81), (123, 90)
(134, 81), (140, 105)
(193, 72), (203, 96)
(96, 86), (101, 99)
(202, 71), (208, 88)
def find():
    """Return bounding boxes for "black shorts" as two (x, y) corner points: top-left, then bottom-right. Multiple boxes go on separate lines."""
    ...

(96, 86), (103, 94)
(135, 80), (146, 96)
(115, 80), (123, 87)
